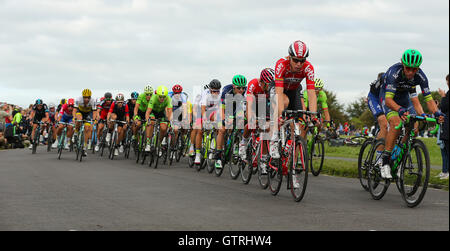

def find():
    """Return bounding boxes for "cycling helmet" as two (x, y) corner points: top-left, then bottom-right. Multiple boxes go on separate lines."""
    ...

(82, 89), (92, 97)
(49, 103), (56, 108)
(314, 78), (324, 89)
(288, 40), (309, 58)
(60, 98), (66, 105)
(67, 98), (75, 106)
(144, 85), (154, 95)
(35, 99), (43, 105)
(116, 93), (125, 102)
(172, 84), (183, 94)
(156, 86), (169, 96)
(104, 92), (112, 99)
(260, 68), (275, 84)
(131, 91), (139, 99)
(203, 84), (209, 90)
(232, 75), (247, 87)
(209, 79), (221, 90)
(402, 49), (422, 68)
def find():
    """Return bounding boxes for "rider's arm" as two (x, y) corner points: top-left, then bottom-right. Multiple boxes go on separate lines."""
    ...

(125, 104), (130, 123)
(411, 96), (425, 115)
(134, 103), (140, 120)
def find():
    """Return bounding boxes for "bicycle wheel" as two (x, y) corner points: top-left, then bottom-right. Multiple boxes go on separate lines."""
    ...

(257, 144), (269, 190)
(78, 130), (85, 162)
(100, 129), (107, 157)
(110, 131), (117, 160)
(153, 131), (161, 169)
(175, 133), (184, 162)
(399, 139), (430, 208)
(47, 128), (53, 152)
(240, 137), (254, 184)
(32, 126), (39, 154)
(367, 139), (390, 200)
(228, 133), (241, 180)
(309, 136), (324, 176)
(268, 157), (283, 196)
(57, 132), (65, 160)
(358, 138), (377, 191)
(290, 137), (309, 202)
(206, 131), (216, 173)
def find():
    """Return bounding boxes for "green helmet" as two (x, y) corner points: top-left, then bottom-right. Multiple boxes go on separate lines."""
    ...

(401, 49), (423, 68)
(232, 75), (247, 87)
(156, 85), (169, 96)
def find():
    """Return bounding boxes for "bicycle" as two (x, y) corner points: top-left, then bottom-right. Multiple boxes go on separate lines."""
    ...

(90, 122), (98, 154)
(367, 115), (439, 207)
(214, 122), (242, 179)
(74, 119), (92, 162)
(31, 121), (47, 154)
(134, 119), (148, 165)
(56, 122), (74, 160)
(148, 118), (162, 169)
(123, 123), (133, 159)
(197, 121), (217, 173)
(108, 119), (127, 160)
(46, 121), (55, 152)
(304, 116), (325, 176)
(267, 110), (311, 202)
(357, 123), (381, 191)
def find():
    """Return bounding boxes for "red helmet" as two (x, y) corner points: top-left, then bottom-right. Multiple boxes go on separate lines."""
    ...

(260, 68), (275, 84)
(288, 40), (309, 58)
(172, 84), (183, 94)
(67, 98), (75, 106)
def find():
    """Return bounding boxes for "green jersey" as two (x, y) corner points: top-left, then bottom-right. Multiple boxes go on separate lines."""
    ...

(148, 95), (172, 113)
(13, 112), (22, 124)
(136, 93), (152, 112)
(303, 90), (328, 109)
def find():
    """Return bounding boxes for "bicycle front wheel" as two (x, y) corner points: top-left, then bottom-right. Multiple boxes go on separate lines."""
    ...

(228, 133), (241, 180)
(358, 138), (377, 191)
(290, 137), (309, 202)
(399, 139), (430, 208)
(367, 139), (390, 200)
(309, 137), (324, 176)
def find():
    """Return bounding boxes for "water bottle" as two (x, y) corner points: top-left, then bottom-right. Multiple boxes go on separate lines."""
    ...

(391, 145), (401, 161)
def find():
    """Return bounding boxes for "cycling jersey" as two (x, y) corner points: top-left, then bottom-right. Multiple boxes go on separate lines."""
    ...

(59, 104), (74, 117)
(382, 62), (432, 101)
(169, 91), (188, 110)
(220, 84), (246, 107)
(125, 99), (136, 119)
(75, 97), (97, 113)
(32, 104), (49, 117)
(97, 99), (113, 120)
(201, 89), (221, 110)
(369, 75), (384, 97)
(148, 94), (172, 113)
(303, 90), (328, 110)
(275, 57), (315, 91)
(109, 102), (129, 120)
(136, 93), (152, 112)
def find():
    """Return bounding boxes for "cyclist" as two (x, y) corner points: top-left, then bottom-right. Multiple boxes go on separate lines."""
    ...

(273, 40), (318, 159)
(107, 93), (130, 156)
(367, 72), (388, 163)
(214, 75), (247, 169)
(145, 85), (173, 155)
(28, 99), (50, 149)
(47, 103), (57, 145)
(379, 49), (444, 179)
(134, 85), (154, 152)
(127, 92), (139, 120)
(239, 68), (275, 167)
(301, 78), (331, 132)
(189, 84), (211, 160)
(74, 89), (97, 157)
(97, 92), (114, 148)
(169, 84), (189, 156)
(57, 99), (66, 114)
(52, 98), (75, 150)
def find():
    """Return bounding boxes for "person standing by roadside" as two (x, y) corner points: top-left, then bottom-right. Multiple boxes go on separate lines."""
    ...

(437, 74), (449, 179)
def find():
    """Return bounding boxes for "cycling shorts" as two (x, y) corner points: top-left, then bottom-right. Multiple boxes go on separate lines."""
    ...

(367, 92), (384, 120)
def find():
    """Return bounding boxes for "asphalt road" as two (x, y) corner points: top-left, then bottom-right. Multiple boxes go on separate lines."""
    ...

(0, 147), (448, 231)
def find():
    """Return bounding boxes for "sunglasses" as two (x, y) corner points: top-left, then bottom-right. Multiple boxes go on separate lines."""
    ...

(235, 87), (245, 90)
(146, 93), (152, 97)
(210, 90), (220, 93)
(158, 95), (166, 99)
(291, 57), (306, 64)
(105, 98), (113, 101)
(68, 105), (74, 108)
(83, 96), (91, 99)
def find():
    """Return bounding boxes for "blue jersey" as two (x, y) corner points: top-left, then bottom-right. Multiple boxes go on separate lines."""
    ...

(220, 84), (247, 106)
(382, 63), (432, 102)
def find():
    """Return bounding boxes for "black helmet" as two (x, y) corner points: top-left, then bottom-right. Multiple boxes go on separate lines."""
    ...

(209, 79), (221, 90)
(104, 92), (112, 99)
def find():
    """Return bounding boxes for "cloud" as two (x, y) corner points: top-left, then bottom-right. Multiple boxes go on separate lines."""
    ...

(0, 0), (448, 107)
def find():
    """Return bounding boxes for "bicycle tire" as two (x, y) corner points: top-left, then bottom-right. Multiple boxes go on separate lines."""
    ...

(309, 136), (324, 176)
(357, 138), (377, 191)
(228, 133), (241, 180)
(399, 139), (430, 208)
(367, 139), (390, 200)
(240, 137), (254, 184)
(257, 143), (269, 190)
(206, 131), (216, 173)
(290, 137), (309, 202)
(32, 126), (39, 154)
(47, 128), (53, 152)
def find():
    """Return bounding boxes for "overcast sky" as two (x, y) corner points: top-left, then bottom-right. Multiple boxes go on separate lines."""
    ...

(0, 0), (448, 107)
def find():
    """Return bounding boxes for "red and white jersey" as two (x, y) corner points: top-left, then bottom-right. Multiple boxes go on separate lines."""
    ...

(274, 57), (315, 91)
(246, 79), (266, 96)
(59, 104), (74, 117)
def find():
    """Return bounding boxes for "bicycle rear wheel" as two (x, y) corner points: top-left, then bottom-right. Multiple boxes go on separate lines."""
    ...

(399, 139), (430, 208)
(240, 137), (254, 184)
(309, 137), (324, 176)
(268, 158), (283, 196)
(367, 139), (390, 200)
(290, 137), (309, 202)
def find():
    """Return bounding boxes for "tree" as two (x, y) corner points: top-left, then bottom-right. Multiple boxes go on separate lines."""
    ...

(323, 89), (348, 126)
(359, 109), (375, 128)
(346, 96), (368, 120)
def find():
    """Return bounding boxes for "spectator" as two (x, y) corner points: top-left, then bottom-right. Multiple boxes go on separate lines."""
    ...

(437, 74), (449, 179)
(0, 103), (13, 131)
